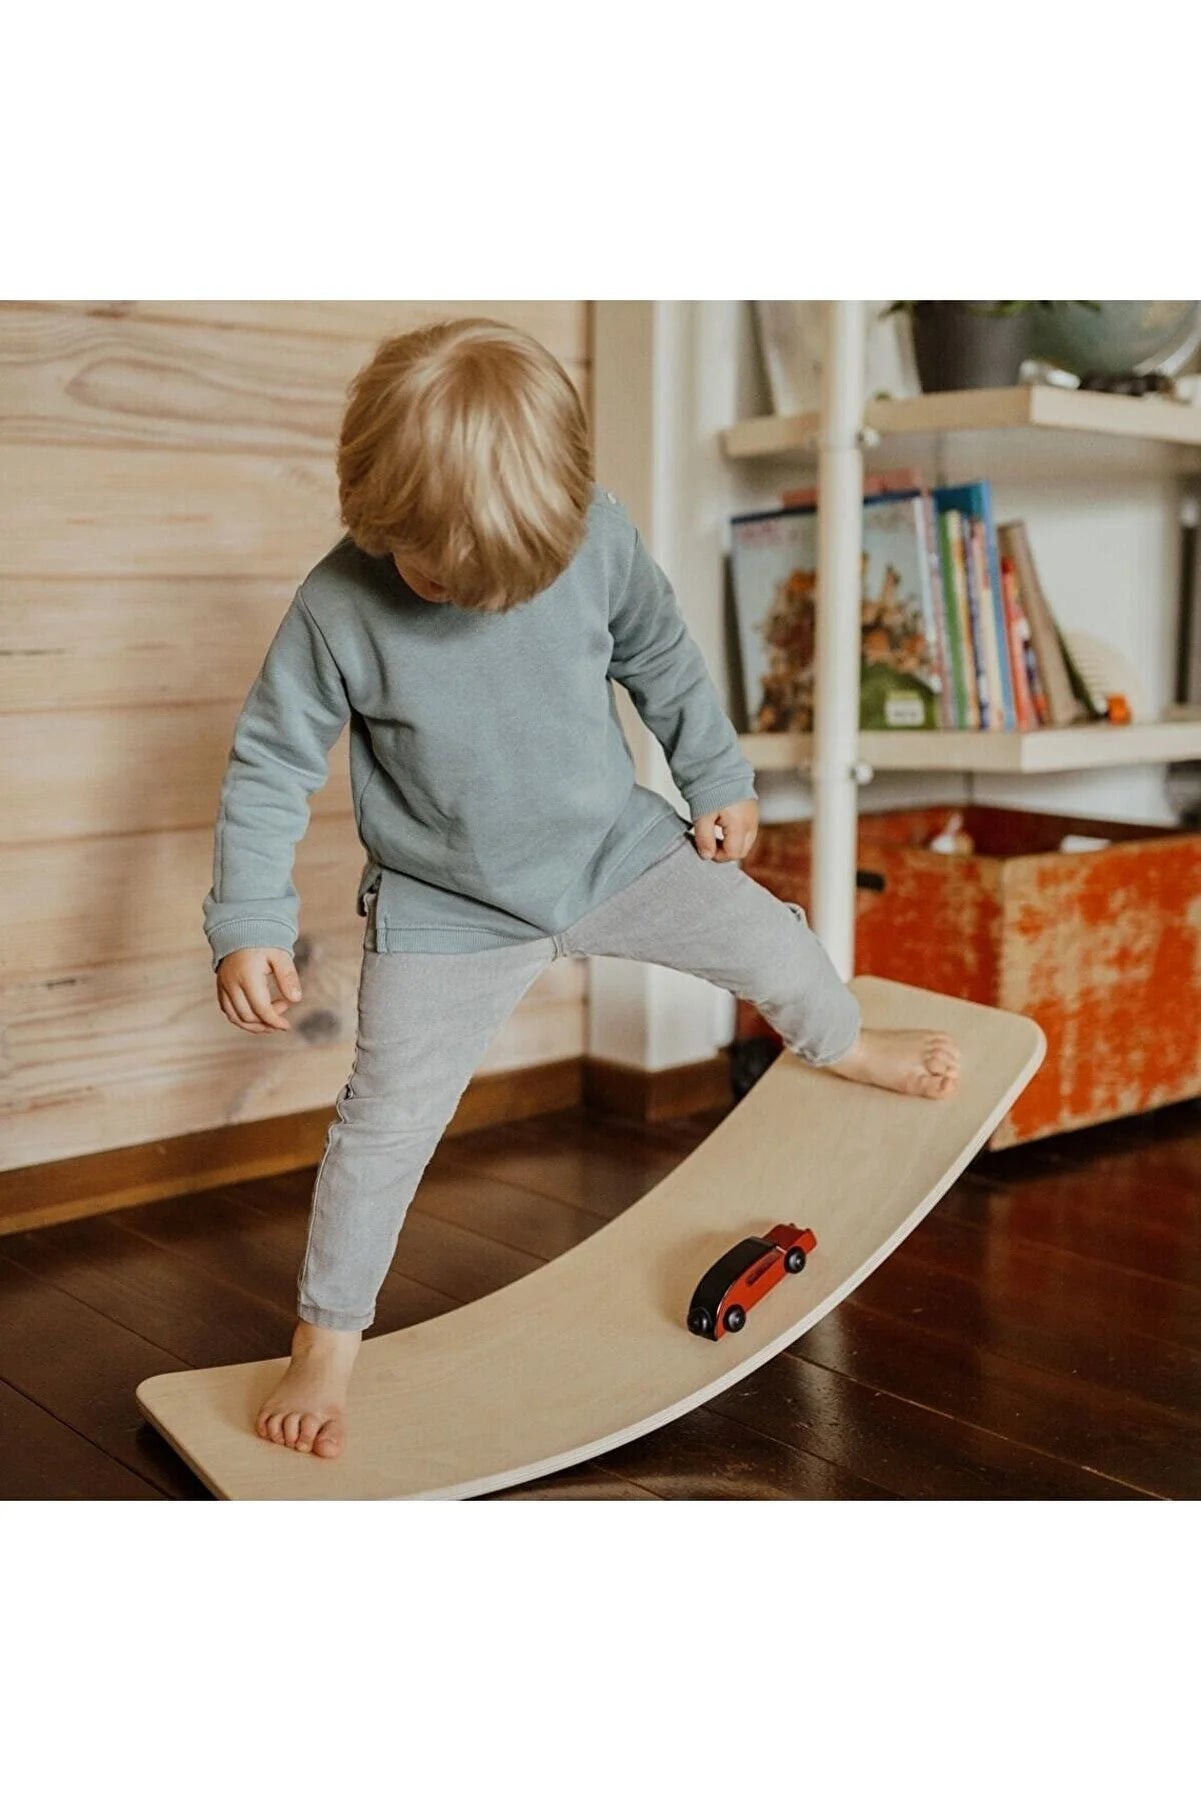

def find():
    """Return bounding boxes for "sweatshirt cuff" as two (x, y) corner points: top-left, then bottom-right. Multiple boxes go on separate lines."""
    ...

(683, 775), (759, 822)
(207, 917), (297, 972)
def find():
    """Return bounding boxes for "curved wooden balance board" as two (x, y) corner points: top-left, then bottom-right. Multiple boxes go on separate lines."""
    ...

(136, 977), (1045, 1500)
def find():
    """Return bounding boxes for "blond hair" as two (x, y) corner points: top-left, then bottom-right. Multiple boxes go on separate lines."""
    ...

(337, 316), (594, 612)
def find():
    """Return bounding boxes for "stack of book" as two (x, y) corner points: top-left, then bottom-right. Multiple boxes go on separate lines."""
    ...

(729, 471), (1102, 733)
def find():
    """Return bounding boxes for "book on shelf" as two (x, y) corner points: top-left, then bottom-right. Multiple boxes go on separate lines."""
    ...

(1000, 554), (1045, 729)
(728, 469), (1105, 736)
(935, 508), (971, 727)
(934, 483), (1018, 730)
(729, 489), (944, 733)
(970, 519), (1005, 729)
(919, 489), (955, 728)
(996, 520), (1094, 727)
(939, 509), (981, 728)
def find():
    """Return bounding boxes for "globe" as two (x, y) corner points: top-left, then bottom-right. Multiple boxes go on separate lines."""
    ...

(1031, 301), (1201, 378)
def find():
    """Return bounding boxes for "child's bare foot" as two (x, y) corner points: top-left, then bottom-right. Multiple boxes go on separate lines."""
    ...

(255, 1319), (362, 1459)
(827, 1026), (960, 1099)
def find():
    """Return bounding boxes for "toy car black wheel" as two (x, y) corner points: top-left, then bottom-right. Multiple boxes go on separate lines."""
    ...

(687, 1306), (713, 1337)
(723, 1304), (747, 1334)
(727, 1036), (781, 1101)
(784, 1247), (807, 1274)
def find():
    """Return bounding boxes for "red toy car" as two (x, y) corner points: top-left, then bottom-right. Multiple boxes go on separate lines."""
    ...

(686, 1223), (818, 1341)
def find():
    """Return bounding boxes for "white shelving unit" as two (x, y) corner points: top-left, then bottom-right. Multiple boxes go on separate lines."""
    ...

(720, 313), (1201, 975)
(741, 712), (1201, 776)
(723, 384), (1201, 461)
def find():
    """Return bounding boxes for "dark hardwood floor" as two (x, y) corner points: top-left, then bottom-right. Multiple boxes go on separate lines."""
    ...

(3, 1089), (1199, 1500)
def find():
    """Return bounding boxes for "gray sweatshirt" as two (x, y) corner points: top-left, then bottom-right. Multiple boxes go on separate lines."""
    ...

(203, 483), (757, 968)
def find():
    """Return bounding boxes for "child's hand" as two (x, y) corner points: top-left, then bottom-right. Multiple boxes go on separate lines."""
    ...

(216, 948), (303, 1034)
(692, 798), (759, 862)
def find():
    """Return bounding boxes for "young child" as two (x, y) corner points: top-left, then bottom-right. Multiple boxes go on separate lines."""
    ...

(205, 317), (959, 1461)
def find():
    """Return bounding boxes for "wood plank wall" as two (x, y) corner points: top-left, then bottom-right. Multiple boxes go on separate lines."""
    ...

(0, 301), (593, 1173)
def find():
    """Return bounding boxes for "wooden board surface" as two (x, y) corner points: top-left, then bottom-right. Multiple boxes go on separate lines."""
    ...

(135, 977), (1045, 1500)
(722, 384), (1201, 459)
(0, 302), (588, 454)
(1, 299), (593, 1177)
(0, 939), (584, 1174)
(24, 299), (590, 359)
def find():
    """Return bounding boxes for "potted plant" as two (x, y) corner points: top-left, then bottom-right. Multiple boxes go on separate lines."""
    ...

(885, 301), (1099, 394)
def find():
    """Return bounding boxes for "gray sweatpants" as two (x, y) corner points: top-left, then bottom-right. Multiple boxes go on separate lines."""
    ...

(298, 831), (861, 1331)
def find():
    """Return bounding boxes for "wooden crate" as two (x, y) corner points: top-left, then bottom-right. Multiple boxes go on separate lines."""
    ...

(740, 805), (1201, 1148)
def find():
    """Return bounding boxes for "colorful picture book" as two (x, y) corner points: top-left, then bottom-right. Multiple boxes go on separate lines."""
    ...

(730, 491), (943, 732)
(729, 474), (1101, 734)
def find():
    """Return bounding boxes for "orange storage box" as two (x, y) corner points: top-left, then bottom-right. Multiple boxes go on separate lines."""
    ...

(740, 805), (1201, 1148)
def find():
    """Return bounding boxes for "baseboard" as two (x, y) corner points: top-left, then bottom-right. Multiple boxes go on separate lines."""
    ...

(0, 1057), (583, 1239)
(0, 1049), (733, 1238)
(583, 1052), (732, 1124)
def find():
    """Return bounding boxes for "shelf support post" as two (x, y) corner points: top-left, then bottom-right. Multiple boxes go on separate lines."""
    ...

(811, 300), (867, 980)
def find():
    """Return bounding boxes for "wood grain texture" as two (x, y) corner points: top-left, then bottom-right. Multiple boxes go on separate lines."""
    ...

(134, 977), (1046, 1500)
(24, 299), (589, 357)
(705, 1349), (1143, 1501)
(0, 939), (584, 1173)
(1, 298), (593, 1173)
(722, 384), (1201, 460)
(795, 1300), (1198, 1499)
(0, 1253), (209, 1497)
(0, 306), (362, 455)
(0, 1057), (585, 1237)
(1, 813), (359, 973)
(0, 1377), (165, 1501)
(0, 305), (588, 456)
(0, 578), (297, 712)
(0, 699), (352, 841)
(0, 444), (342, 578)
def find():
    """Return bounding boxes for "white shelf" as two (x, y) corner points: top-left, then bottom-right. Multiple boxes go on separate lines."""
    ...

(722, 385), (1201, 461)
(739, 712), (1201, 777)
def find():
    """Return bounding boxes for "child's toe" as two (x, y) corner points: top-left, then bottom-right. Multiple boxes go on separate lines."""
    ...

(295, 1412), (323, 1453)
(314, 1418), (346, 1458)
